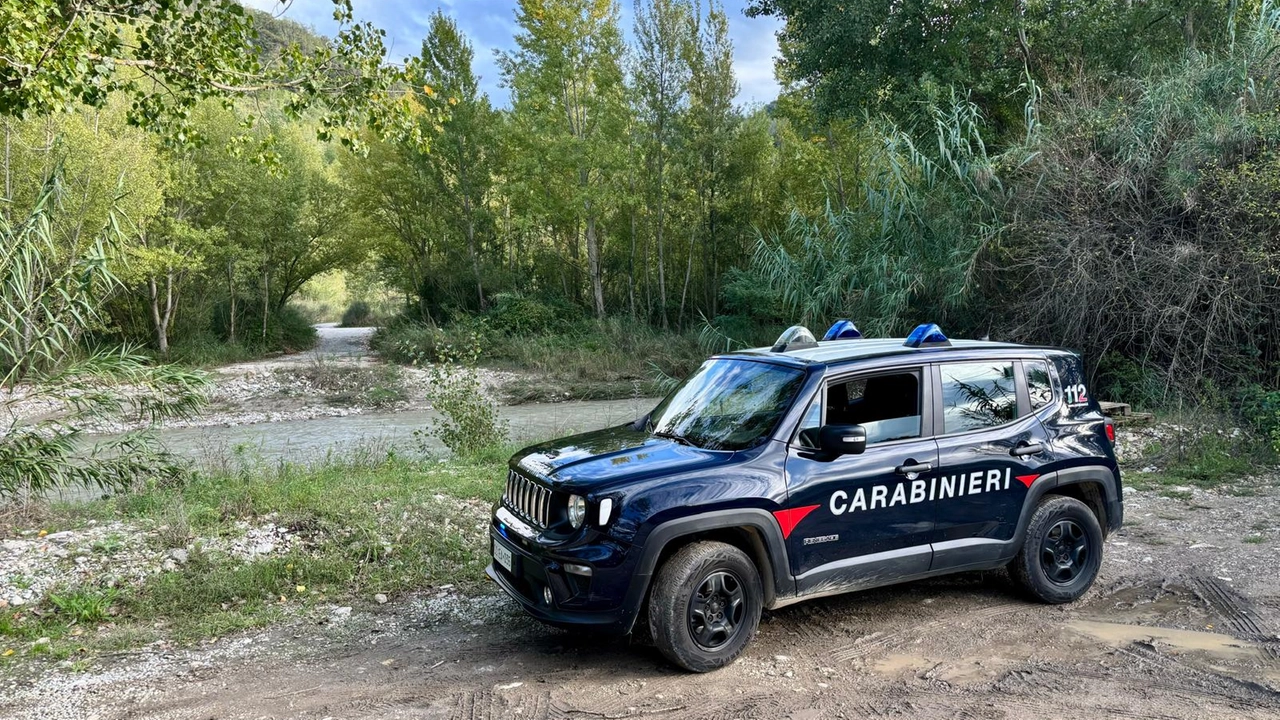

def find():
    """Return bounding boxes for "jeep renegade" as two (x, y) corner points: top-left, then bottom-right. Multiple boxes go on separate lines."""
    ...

(487, 322), (1122, 672)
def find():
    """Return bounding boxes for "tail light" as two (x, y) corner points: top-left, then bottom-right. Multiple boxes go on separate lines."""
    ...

(1104, 421), (1115, 443)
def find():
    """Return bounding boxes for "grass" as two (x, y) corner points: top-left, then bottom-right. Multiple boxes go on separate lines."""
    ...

(1, 448), (512, 663)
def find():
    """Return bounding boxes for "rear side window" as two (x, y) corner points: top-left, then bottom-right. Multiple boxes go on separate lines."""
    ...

(940, 361), (1017, 434)
(1025, 360), (1054, 411)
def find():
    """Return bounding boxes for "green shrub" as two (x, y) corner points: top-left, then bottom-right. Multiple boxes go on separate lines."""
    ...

(486, 293), (560, 335)
(340, 300), (375, 327)
(1240, 385), (1280, 456)
(49, 588), (119, 624)
(418, 332), (508, 456)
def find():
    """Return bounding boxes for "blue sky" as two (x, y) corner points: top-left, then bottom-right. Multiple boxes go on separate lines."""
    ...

(242, 0), (783, 107)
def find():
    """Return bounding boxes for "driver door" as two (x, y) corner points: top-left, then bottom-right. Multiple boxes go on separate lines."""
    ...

(783, 367), (938, 596)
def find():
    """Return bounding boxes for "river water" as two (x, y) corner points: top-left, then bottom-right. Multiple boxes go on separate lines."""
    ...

(149, 396), (658, 465)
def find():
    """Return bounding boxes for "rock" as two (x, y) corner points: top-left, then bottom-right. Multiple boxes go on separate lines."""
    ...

(374, 593), (388, 605)
(333, 606), (353, 618)
(167, 548), (189, 564)
(1189, 543), (1219, 550)
(161, 558), (178, 572)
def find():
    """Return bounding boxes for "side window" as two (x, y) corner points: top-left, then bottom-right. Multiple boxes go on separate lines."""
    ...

(827, 370), (922, 444)
(940, 361), (1017, 434)
(1025, 360), (1054, 411)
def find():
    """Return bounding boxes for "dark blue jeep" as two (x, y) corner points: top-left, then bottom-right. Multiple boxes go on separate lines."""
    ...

(487, 323), (1122, 672)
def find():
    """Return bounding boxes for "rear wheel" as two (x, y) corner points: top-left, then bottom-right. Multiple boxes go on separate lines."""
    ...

(1010, 495), (1103, 603)
(648, 541), (762, 672)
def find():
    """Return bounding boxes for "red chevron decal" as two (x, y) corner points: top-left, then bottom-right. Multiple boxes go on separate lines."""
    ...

(1016, 474), (1040, 488)
(773, 505), (821, 539)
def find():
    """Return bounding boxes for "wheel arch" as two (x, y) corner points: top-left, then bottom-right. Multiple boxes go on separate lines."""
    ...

(1016, 465), (1121, 545)
(620, 509), (795, 633)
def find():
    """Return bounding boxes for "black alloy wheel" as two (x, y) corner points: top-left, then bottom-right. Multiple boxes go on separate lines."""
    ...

(1039, 519), (1089, 584)
(688, 570), (747, 650)
(649, 541), (763, 672)
(1010, 494), (1104, 604)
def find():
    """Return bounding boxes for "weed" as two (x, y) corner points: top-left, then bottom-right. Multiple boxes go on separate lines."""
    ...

(49, 588), (118, 624)
(1244, 534), (1266, 544)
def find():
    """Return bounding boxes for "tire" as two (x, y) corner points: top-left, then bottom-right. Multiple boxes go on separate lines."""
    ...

(648, 541), (762, 672)
(1010, 495), (1104, 603)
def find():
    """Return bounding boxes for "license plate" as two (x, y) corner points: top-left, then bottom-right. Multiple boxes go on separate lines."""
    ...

(493, 539), (515, 573)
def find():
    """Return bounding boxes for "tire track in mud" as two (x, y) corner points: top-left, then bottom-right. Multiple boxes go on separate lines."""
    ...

(1191, 577), (1280, 663)
(826, 602), (1027, 663)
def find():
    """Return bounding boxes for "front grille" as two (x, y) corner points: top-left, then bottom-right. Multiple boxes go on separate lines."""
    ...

(504, 469), (553, 528)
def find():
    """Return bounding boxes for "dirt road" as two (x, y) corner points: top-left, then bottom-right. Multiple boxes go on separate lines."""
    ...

(5, 481), (1279, 719)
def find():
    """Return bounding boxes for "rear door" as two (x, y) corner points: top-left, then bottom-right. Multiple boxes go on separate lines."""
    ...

(929, 358), (1055, 569)
(783, 366), (939, 595)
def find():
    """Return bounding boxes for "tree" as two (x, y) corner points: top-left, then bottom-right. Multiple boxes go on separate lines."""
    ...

(633, 0), (694, 327)
(0, 0), (425, 150)
(416, 12), (500, 311)
(681, 1), (737, 321)
(746, 0), (1244, 131)
(501, 0), (630, 319)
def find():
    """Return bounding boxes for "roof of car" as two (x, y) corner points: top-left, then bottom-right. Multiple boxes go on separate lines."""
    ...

(718, 338), (1062, 368)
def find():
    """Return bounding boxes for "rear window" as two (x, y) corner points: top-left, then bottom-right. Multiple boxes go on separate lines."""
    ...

(940, 361), (1017, 434)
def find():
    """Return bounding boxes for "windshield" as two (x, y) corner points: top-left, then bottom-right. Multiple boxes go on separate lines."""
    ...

(648, 359), (807, 451)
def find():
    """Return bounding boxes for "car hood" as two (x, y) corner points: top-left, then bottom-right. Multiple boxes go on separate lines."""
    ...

(510, 424), (738, 491)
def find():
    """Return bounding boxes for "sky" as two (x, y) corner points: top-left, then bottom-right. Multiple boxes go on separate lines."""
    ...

(241, 0), (783, 108)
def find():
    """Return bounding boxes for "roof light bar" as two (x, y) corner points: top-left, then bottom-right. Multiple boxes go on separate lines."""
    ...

(771, 325), (818, 353)
(904, 323), (951, 348)
(822, 319), (863, 341)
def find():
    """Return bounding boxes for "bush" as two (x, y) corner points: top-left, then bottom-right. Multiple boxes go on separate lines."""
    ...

(417, 336), (508, 457)
(340, 300), (376, 328)
(210, 301), (317, 353)
(1240, 385), (1280, 456)
(485, 293), (560, 335)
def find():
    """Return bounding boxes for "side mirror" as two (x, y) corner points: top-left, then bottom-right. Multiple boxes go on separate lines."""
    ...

(819, 424), (867, 455)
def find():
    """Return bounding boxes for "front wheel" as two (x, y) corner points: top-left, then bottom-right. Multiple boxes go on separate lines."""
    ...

(648, 541), (762, 672)
(1010, 495), (1104, 603)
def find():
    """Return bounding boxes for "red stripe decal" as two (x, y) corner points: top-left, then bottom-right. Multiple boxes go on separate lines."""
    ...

(1016, 474), (1040, 488)
(773, 505), (821, 540)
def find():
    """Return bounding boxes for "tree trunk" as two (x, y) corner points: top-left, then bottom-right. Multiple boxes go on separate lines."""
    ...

(261, 270), (269, 342)
(227, 259), (237, 344)
(585, 199), (605, 319)
(147, 275), (172, 356)
(628, 206), (637, 319)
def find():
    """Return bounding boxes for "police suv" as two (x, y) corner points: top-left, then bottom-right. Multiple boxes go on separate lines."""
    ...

(487, 322), (1122, 672)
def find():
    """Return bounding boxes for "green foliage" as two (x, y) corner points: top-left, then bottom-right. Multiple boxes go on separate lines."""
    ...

(418, 333), (509, 457)
(0, 179), (207, 500)
(1240, 385), (1280, 455)
(0, 0), (430, 152)
(49, 588), (119, 624)
(340, 301), (374, 328)
(485, 293), (561, 335)
(746, 94), (1002, 335)
(748, 0), (1243, 128)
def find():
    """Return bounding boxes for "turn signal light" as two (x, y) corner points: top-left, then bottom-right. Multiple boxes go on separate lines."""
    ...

(1105, 422), (1115, 443)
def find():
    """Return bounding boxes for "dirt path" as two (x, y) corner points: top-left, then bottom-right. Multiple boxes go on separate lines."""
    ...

(5, 483), (1279, 719)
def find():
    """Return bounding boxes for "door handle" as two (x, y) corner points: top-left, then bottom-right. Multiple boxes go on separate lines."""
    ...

(1011, 442), (1044, 457)
(895, 462), (932, 476)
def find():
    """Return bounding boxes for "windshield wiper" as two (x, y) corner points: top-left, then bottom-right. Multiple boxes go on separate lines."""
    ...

(652, 430), (695, 447)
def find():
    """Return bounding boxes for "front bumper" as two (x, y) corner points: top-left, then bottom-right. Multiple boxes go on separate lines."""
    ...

(487, 508), (639, 635)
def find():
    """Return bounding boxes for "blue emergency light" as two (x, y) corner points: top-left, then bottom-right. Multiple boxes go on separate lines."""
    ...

(904, 323), (951, 348)
(822, 319), (863, 341)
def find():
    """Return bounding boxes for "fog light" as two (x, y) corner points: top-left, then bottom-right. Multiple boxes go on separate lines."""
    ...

(542, 586), (554, 605)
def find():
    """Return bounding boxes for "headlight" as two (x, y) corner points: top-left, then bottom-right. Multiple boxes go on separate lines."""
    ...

(568, 494), (587, 529)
